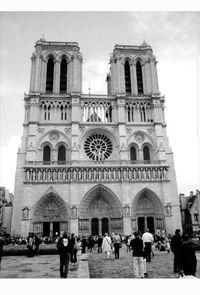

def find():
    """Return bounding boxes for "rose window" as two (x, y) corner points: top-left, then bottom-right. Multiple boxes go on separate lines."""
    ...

(84, 134), (113, 161)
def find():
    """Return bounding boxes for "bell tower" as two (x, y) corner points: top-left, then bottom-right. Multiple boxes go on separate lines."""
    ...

(29, 37), (83, 94)
(107, 40), (159, 96)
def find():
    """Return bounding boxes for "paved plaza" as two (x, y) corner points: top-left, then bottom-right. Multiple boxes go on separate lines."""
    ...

(0, 245), (200, 279)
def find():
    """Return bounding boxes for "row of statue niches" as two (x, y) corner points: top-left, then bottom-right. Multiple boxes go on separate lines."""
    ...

(24, 167), (169, 182)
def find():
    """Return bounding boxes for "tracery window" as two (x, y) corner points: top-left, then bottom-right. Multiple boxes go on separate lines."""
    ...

(124, 61), (131, 95)
(84, 134), (113, 161)
(136, 61), (143, 94)
(143, 146), (150, 161)
(60, 58), (67, 93)
(130, 146), (137, 161)
(46, 58), (54, 93)
(43, 146), (51, 163)
(58, 145), (66, 163)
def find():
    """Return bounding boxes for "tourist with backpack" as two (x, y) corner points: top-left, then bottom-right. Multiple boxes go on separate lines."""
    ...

(57, 232), (73, 278)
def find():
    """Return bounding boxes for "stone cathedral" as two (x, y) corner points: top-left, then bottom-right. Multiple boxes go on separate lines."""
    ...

(11, 38), (182, 237)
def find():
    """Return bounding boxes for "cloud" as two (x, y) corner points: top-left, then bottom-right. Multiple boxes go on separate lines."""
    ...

(0, 135), (21, 193)
(82, 59), (109, 94)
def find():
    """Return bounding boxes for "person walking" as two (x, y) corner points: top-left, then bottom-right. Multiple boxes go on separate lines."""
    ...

(113, 232), (121, 259)
(57, 232), (73, 278)
(81, 236), (88, 253)
(97, 235), (103, 253)
(70, 233), (77, 265)
(27, 232), (35, 257)
(34, 234), (40, 256)
(142, 229), (154, 262)
(0, 232), (5, 269)
(179, 234), (197, 277)
(102, 233), (112, 259)
(170, 229), (182, 275)
(130, 231), (144, 278)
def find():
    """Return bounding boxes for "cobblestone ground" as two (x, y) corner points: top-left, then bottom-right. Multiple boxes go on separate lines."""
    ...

(0, 254), (80, 278)
(88, 244), (200, 279)
(0, 245), (199, 279)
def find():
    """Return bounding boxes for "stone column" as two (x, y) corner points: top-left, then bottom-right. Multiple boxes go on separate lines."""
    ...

(50, 222), (53, 236)
(30, 54), (37, 92)
(150, 57), (159, 94)
(130, 63), (137, 95)
(35, 55), (42, 92)
(99, 219), (102, 236)
(53, 60), (60, 94)
(40, 59), (47, 93)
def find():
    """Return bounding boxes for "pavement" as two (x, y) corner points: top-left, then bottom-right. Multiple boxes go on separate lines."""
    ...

(0, 244), (200, 279)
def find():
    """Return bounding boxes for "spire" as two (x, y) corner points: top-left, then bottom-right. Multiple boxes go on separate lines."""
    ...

(141, 39), (148, 47)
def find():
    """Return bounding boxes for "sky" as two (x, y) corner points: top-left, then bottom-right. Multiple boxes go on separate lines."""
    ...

(0, 10), (200, 195)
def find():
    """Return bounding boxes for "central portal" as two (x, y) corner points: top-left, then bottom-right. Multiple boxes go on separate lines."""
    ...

(79, 185), (123, 236)
(91, 217), (109, 236)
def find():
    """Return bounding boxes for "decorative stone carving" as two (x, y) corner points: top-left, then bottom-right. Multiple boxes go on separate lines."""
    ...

(49, 131), (60, 142)
(165, 203), (172, 216)
(38, 128), (45, 134)
(22, 207), (29, 219)
(135, 132), (144, 143)
(71, 205), (78, 218)
(64, 128), (71, 134)
(126, 128), (132, 134)
(79, 126), (85, 133)
(147, 128), (154, 134)
(123, 204), (130, 216)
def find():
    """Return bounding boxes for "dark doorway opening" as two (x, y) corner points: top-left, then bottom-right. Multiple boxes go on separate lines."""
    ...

(91, 218), (99, 236)
(102, 218), (109, 235)
(147, 216), (154, 233)
(138, 217), (145, 233)
(53, 222), (60, 236)
(43, 222), (50, 236)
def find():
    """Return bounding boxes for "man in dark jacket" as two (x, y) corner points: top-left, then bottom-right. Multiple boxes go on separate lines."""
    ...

(179, 234), (197, 276)
(170, 229), (182, 275)
(57, 232), (73, 278)
(0, 232), (5, 269)
(130, 231), (144, 278)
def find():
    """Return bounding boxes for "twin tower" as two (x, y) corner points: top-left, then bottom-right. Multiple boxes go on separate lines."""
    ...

(11, 38), (181, 238)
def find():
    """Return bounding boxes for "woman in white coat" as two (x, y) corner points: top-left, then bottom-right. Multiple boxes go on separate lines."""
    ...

(102, 233), (112, 259)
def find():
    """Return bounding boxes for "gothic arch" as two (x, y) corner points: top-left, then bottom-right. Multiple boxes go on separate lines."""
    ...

(43, 52), (57, 62)
(32, 189), (70, 223)
(131, 188), (164, 219)
(78, 126), (119, 148)
(36, 129), (71, 150)
(134, 56), (145, 66)
(79, 184), (123, 219)
(57, 52), (72, 63)
(127, 130), (155, 148)
(121, 56), (133, 65)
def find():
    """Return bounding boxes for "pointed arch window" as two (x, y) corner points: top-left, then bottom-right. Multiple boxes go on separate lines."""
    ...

(46, 58), (54, 93)
(136, 61), (143, 94)
(58, 145), (66, 163)
(124, 61), (131, 95)
(130, 146), (137, 161)
(143, 146), (150, 161)
(43, 146), (51, 164)
(60, 58), (67, 93)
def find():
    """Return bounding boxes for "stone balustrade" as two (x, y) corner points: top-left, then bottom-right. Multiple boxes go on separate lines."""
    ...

(24, 165), (169, 183)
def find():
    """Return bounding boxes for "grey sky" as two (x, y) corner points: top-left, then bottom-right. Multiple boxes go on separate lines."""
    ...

(0, 11), (199, 194)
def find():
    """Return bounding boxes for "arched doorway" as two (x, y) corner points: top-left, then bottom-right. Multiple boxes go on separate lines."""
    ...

(32, 192), (69, 237)
(131, 188), (164, 234)
(91, 218), (99, 236)
(79, 185), (123, 236)
(102, 217), (109, 235)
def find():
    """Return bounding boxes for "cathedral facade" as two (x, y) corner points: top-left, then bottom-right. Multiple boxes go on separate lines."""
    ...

(11, 38), (182, 237)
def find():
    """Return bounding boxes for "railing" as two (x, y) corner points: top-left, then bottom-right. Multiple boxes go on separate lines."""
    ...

(24, 165), (169, 183)
(25, 160), (165, 166)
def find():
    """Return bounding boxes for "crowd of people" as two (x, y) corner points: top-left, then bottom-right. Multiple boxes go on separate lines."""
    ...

(0, 229), (198, 278)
